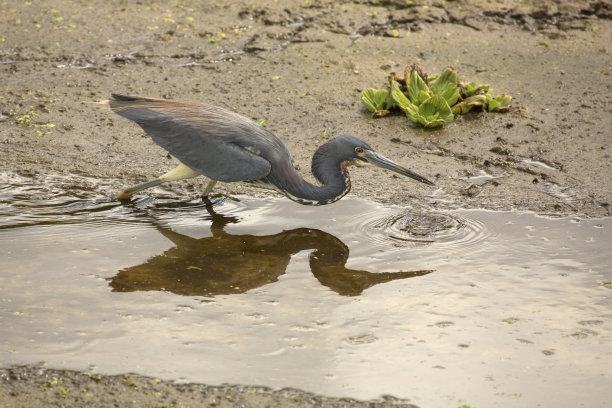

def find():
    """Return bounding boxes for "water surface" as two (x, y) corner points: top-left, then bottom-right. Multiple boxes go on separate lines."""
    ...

(1, 173), (610, 408)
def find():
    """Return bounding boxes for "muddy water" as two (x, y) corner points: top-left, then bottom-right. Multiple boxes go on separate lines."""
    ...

(1, 173), (610, 408)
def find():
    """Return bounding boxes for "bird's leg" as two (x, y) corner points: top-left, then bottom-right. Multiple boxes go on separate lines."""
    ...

(202, 179), (217, 196)
(116, 160), (201, 200)
(117, 178), (165, 200)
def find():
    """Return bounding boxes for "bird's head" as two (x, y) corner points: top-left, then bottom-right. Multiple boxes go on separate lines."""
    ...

(323, 135), (435, 186)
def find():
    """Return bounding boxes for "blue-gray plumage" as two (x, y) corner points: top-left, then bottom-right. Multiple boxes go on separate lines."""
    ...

(109, 94), (434, 205)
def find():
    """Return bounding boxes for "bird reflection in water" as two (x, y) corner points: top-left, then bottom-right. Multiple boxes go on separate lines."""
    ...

(110, 200), (432, 296)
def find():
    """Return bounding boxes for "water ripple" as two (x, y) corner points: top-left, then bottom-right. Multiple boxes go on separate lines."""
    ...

(360, 209), (490, 250)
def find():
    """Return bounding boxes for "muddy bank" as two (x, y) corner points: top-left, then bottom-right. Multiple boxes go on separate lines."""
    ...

(1, 0), (611, 217)
(0, 365), (414, 408)
(1, 0), (611, 407)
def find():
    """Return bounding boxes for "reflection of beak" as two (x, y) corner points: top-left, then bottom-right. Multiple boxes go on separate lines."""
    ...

(363, 150), (435, 185)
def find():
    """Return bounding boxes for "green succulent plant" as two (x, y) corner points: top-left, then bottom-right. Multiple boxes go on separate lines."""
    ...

(361, 88), (393, 117)
(361, 63), (511, 128)
(390, 67), (455, 128)
(391, 79), (454, 128)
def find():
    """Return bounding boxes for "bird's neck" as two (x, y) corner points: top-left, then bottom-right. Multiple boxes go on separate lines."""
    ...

(268, 152), (351, 206)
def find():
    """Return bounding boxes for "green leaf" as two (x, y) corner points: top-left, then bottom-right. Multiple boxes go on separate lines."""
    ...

(431, 67), (458, 94)
(424, 119), (446, 128)
(390, 80), (412, 111)
(487, 94), (512, 112)
(464, 81), (489, 96)
(390, 79), (409, 107)
(487, 99), (500, 111)
(437, 83), (460, 106)
(465, 94), (487, 104)
(408, 69), (430, 104)
(484, 89), (493, 106)
(452, 94), (487, 114)
(361, 88), (393, 113)
(430, 67), (460, 106)
(413, 89), (429, 105)
(390, 80), (420, 123)
(419, 95), (453, 123)
(405, 105), (421, 123)
(418, 95), (454, 127)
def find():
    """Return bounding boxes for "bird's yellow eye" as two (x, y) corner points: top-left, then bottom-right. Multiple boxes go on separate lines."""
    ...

(355, 147), (364, 154)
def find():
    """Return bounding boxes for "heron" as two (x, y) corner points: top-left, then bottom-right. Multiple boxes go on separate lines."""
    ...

(107, 94), (434, 205)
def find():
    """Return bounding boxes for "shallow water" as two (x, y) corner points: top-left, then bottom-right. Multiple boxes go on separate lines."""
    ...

(1, 173), (610, 408)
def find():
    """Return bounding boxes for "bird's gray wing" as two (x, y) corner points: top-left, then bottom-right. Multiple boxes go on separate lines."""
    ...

(111, 102), (273, 182)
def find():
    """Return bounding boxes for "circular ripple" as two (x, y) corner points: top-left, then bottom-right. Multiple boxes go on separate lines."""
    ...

(361, 210), (490, 250)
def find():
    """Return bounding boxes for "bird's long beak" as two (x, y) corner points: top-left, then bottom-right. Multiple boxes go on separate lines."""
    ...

(363, 150), (435, 185)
